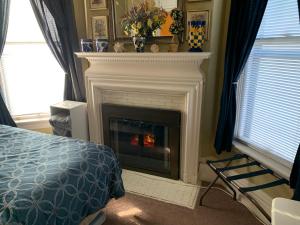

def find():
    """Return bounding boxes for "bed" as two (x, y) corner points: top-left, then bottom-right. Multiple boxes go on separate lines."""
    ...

(0, 125), (124, 225)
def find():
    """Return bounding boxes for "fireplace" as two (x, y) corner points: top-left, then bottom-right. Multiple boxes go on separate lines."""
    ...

(77, 52), (210, 185)
(102, 104), (181, 179)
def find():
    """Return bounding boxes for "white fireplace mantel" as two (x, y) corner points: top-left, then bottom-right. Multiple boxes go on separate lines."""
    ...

(76, 52), (211, 186)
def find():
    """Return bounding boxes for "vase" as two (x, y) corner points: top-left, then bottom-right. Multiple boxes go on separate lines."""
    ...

(132, 36), (146, 52)
(96, 39), (109, 52)
(188, 21), (206, 52)
(80, 39), (93, 52)
(168, 35), (179, 52)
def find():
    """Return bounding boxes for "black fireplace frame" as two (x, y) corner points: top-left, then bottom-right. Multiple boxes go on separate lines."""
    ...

(102, 103), (181, 179)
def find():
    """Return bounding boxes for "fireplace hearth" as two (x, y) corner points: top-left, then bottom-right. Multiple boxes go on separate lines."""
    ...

(102, 104), (181, 179)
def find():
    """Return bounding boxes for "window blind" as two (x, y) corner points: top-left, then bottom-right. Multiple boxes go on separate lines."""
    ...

(235, 0), (300, 166)
(257, 0), (300, 38)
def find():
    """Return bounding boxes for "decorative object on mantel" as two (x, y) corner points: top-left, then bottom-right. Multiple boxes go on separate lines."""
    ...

(186, 10), (209, 40)
(168, 8), (184, 52)
(188, 21), (206, 52)
(81, 39), (94, 52)
(96, 39), (109, 52)
(121, 0), (168, 52)
(150, 44), (160, 53)
(132, 36), (146, 52)
(114, 42), (126, 53)
(168, 44), (178, 52)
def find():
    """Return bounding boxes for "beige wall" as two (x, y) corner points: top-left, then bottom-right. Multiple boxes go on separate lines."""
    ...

(73, 0), (87, 40)
(72, 0), (293, 202)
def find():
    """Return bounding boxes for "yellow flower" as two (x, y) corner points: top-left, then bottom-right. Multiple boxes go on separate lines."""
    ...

(131, 24), (136, 30)
(137, 22), (142, 29)
(153, 15), (159, 22)
(147, 19), (153, 28)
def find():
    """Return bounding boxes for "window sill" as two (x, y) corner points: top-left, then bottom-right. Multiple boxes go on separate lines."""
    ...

(15, 114), (51, 130)
(233, 141), (291, 180)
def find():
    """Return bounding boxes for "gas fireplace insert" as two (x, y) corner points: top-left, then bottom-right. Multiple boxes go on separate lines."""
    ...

(102, 103), (181, 179)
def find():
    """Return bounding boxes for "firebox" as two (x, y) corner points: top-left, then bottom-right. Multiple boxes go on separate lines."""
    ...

(102, 104), (181, 179)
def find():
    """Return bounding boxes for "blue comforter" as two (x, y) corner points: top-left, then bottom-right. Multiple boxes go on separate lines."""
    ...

(0, 125), (124, 225)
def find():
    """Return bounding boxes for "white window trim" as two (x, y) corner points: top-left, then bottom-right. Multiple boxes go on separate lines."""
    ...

(233, 141), (291, 180)
(14, 113), (51, 130)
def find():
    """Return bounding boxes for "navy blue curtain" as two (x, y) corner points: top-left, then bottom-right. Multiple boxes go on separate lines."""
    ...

(214, 0), (268, 154)
(30, 0), (85, 102)
(290, 144), (300, 200)
(0, 0), (16, 127)
(298, 0), (300, 20)
(291, 0), (300, 201)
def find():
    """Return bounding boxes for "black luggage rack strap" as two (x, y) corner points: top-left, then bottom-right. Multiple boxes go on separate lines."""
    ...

(199, 153), (289, 222)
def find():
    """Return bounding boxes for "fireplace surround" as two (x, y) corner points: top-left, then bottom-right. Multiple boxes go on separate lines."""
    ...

(102, 103), (181, 179)
(76, 52), (210, 185)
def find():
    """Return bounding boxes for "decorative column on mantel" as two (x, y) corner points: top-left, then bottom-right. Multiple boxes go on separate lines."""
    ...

(76, 52), (211, 185)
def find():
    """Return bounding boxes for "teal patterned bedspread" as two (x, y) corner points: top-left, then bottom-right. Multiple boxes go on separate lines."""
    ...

(0, 125), (124, 225)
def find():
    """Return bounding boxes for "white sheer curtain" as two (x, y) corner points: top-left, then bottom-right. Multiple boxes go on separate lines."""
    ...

(0, 0), (64, 116)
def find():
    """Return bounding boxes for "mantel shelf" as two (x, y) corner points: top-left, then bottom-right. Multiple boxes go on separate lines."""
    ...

(75, 52), (211, 65)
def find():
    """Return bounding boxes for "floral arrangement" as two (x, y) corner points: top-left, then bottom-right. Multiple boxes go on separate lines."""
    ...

(169, 9), (184, 35)
(121, 0), (168, 37)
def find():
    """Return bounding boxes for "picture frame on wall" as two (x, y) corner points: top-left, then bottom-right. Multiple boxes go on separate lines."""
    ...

(90, 0), (107, 10)
(92, 16), (109, 39)
(186, 10), (210, 40)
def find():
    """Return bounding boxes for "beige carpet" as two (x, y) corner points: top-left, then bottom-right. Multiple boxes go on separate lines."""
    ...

(101, 189), (263, 225)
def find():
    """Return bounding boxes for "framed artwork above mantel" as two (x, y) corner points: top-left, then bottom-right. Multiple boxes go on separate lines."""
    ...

(85, 0), (111, 41)
(91, 16), (109, 39)
(90, 0), (107, 10)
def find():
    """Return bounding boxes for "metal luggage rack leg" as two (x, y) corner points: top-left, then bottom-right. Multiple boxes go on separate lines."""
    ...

(199, 153), (289, 222)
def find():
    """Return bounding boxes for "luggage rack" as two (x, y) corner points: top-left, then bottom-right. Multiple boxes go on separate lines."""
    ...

(199, 153), (289, 222)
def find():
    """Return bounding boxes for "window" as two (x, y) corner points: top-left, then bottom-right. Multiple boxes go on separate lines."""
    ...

(0, 1), (64, 117)
(235, 0), (300, 167)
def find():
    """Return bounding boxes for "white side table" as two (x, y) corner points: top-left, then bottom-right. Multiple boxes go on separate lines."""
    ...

(50, 101), (89, 141)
